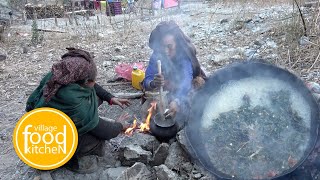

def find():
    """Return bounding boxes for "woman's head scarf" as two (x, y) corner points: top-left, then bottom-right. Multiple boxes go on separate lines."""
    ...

(43, 48), (97, 102)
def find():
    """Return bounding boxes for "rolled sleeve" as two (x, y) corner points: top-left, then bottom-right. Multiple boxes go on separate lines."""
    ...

(143, 54), (158, 91)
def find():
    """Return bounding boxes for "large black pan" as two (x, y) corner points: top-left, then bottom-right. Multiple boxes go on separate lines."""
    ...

(185, 61), (319, 179)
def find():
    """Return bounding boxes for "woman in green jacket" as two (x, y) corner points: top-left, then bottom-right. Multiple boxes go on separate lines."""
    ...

(26, 48), (130, 173)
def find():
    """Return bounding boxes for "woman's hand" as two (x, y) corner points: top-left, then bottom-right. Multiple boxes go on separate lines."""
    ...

(164, 100), (179, 119)
(116, 112), (131, 130)
(111, 98), (131, 109)
(151, 74), (165, 88)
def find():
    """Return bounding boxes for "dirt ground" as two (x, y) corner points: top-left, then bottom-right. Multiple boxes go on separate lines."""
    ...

(0, 1), (319, 179)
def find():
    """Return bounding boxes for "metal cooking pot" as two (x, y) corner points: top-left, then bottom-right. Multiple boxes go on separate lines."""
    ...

(184, 61), (319, 179)
(150, 113), (178, 141)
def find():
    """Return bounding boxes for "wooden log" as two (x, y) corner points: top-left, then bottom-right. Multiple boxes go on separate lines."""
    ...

(113, 92), (144, 99)
(97, 15), (100, 24)
(0, 25), (4, 34)
(36, 28), (66, 33)
(54, 16), (58, 26)
(101, 82), (131, 86)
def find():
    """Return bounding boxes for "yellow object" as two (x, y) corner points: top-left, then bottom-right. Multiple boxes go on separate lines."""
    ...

(101, 1), (106, 12)
(132, 66), (145, 90)
(13, 107), (78, 170)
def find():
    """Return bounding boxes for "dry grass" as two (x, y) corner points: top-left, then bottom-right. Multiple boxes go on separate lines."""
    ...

(203, 0), (320, 84)
(271, 2), (320, 83)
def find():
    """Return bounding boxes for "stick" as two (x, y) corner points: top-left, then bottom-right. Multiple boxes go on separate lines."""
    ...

(101, 82), (131, 86)
(236, 142), (248, 152)
(287, 49), (291, 67)
(293, 0), (307, 36)
(113, 92), (144, 99)
(36, 29), (66, 33)
(157, 60), (165, 120)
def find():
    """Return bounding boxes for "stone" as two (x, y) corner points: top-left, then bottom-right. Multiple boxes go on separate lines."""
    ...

(193, 173), (202, 179)
(209, 54), (228, 62)
(265, 40), (277, 48)
(200, 176), (216, 180)
(100, 167), (128, 180)
(253, 16), (263, 23)
(0, 54), (6, 61)
(103, 61), (112, 67)
(153, 165), (179, 180)
(112, 55), (126, 61)
(258, 13), (266, 19)
(181, 162), (193, 173)
(100, 142), (119, 168)
(51, 166), (102, 180)
(304, 1), (320, 7)
(120, 144), (152, 166)
(244, 48), (257, 59)
(225, 48), (237, 54)
(244, 18), (252, 23)
(98, 33), (104, 38)
(116, 133), (160, 152)
(260, 27), (272, 34)
(0, 131), (7, 140)
(114, 47), (121, 52)
(151, 143), (169, 166)
(254, 40), (263, 47)
(299, 36), (310, 46)
(214, 47), (222, 52)
(22, 46), (29, 54)
(33, 176), (41, 180)
(115, 161), (122, 167)
(176, 130), (191, 154)
(251, 26), (262, 33)
(116, 162), (153, 180)
(233, 21), (244, 31)
(40, 171), (53, 180)
(164, 142), (189, 171)
(220, 19), (228, 24)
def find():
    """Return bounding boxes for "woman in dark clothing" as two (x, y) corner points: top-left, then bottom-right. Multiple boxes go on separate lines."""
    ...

(26, 48), (130, 173)
(142, 21), (206, 122)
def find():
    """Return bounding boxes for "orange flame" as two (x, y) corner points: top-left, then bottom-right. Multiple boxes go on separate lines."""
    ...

(123, 101), (157, 136)
(139, 101), (157, 132)
(125, 119), (137, 136)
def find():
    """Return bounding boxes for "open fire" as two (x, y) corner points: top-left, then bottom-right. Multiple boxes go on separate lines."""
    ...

(124, 101), (157, 135)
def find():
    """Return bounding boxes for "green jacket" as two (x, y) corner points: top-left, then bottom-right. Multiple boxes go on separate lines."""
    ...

(26, 72), (99, 135)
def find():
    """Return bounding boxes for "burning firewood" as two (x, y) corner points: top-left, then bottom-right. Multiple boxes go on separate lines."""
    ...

(125, 119), (137, 136)
(124, 101), (157, 136)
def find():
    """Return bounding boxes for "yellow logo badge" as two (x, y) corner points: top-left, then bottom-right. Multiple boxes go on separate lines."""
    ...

(13, 107), (78, 170)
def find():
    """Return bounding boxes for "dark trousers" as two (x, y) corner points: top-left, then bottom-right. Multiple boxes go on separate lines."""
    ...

(74, 98), (123, 158)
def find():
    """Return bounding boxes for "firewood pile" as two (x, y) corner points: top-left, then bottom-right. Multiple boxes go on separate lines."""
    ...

(25, 4), (65, 19)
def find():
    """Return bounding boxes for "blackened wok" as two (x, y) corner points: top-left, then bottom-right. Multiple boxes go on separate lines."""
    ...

(184, 61), (319, 179)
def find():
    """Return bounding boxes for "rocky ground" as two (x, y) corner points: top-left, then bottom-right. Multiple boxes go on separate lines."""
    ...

(0, 0), (319, 179)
